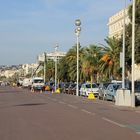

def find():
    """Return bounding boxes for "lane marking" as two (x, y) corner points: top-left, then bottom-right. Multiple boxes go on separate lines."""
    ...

(67, 104), (78, 109)
(81, 109), (95, 115)
(58, 101), (66, 104)
(102, 117), (126, 128)
(136, 131), (140, 135)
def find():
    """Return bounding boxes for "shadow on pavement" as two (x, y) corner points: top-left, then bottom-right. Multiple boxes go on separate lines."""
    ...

(14, 103), (46, 106)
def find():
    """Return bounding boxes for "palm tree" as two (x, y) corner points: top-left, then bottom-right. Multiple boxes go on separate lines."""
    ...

(99, 37), (121, 81)
(60, 44), (84, 82)
(65, 45), (77, 81)
(37, 60), (54, 82)
(81, 45), (102, 82)
(46, 60), (55, 81)
(58, 56), (69, 82)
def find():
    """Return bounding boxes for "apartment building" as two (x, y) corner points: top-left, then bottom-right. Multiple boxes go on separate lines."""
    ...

(0, 64), (38, 78)
(2, 70), (17, 78)
(108, 7), (140, 80)
(108, 8), (130, 38)
(22, 63), (38, 75)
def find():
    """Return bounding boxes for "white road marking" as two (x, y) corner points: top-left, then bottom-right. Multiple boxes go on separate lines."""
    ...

(81, 109), (95, 115)
(67, 104), (78, 109)
(58, 101), (66, 104)
(136, 131), (140, 135)
(102, 117), (126, 128)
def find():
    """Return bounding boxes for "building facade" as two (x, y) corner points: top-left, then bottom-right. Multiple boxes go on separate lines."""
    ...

(22, 63), (38, 76)
(108, 7), (140, 81)
(37, 51), (66, 63)
(108, 8), (130, 38)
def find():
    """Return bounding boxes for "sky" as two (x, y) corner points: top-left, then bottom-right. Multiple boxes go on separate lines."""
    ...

(0, 0), (131, 65)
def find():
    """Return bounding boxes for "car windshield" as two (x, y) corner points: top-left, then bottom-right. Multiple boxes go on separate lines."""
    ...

(104, 83), (110, 88)
(113, 84), (121, 90)
(70, 84), (76, 88)
(86, 84), (98, 88)
(64, 83), (70, 88)
(34, 79), (44, 83)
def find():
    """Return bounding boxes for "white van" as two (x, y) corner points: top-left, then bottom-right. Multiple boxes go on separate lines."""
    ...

(22, 78), (32, 88)
(31, 77), (45, 91)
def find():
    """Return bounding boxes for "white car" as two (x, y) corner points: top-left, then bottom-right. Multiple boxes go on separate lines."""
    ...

(80, 83), (99, 97)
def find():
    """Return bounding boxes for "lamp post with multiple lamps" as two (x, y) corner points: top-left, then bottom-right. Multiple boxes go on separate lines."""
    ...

(75, 19), (81, 96)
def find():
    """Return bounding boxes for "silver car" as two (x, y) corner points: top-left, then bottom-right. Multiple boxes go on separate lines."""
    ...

(98, 83), (111, 100)
(104, 83), (121, 101)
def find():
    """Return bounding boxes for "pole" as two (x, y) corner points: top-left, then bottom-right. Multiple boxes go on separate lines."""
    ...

(55, 55), (57, 92)
(76, 35), (79, 96)
(55, 44), (58, 92)
(44, 52), (46, 83)
(122, 0), (126, 89)
(131, 0), (135, 107)
(75, 19), (81, 96)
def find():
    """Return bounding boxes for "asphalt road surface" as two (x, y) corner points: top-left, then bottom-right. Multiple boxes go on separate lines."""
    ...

(0, 86), (140, 140)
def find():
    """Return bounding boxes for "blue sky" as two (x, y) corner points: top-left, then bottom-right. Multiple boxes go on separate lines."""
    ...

(0, 0), (131, 65)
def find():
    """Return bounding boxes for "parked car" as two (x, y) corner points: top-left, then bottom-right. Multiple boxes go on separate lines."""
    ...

(125, 81), (140, 105)
(80, 83), (99, 97)
(98, 83), (111, 100)
(104, 83), (122, 101)
(66, 83), (77, 95)
(68, 84), (81, 95)
(63, 82), (70, 94)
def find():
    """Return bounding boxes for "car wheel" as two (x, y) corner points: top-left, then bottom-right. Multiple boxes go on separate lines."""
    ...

(103, 94), (107, 101)
(112, 96), (115, 102)
(98, 96), (101, 100)
(85, 92), (88, 97)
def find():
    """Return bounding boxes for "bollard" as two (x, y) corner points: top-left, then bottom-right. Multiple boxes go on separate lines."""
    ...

(88, 92), (95, 100)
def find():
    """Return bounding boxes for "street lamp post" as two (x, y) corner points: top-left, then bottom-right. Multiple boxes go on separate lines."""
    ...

(75, 19), (81, 96)
(54, 44), (59, 92)
(131, 0), (135, 107)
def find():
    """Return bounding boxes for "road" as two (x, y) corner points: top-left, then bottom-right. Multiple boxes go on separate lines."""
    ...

(0, 86), (140, 140)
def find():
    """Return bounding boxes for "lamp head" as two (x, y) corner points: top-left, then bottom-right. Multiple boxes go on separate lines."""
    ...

(75, 19), (81, 26)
